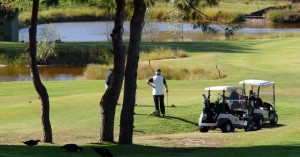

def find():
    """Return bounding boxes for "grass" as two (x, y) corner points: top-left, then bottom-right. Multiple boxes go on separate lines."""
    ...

(15, 0), (292, 27)
(82, 48), (224, 80)
(3, 31), (300, 65)
(82, 64), (225, 80)
(1, 37), (300, 156)
(140, 47), (189, 61)
(265, 9), (300, 23)
(19, 8), (109, 28)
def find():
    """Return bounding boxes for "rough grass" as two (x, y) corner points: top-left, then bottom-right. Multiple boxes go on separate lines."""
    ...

(82, 48), (222, 80)
(17, 0), (290, 27)
(2, 32), (300, 65)
(265, 9), (300, 23)
(19, 8), (108, 27)
(140, 47), (189, 61)
(82, 63), (224, 80)
(2, 37), (300, 156)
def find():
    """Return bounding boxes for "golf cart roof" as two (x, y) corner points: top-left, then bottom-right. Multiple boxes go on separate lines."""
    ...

(205, 86), (245, 91)
(239, 80), (275, 87)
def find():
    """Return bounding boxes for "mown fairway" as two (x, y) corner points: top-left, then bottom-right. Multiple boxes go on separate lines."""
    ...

(1, 37), (300, 156)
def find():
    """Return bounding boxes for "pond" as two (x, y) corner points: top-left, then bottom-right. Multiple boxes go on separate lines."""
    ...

(4, 21), (300, 82)
(0, 65), (84, 82)
(19, 21), (300, 42)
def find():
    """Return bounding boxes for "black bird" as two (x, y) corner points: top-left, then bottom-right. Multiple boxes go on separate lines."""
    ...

(92, 147), (113, 157)
(61, 144), (83, 152)
(23, 140), (41, 146)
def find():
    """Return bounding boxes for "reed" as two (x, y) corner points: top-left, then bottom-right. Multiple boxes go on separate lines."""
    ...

(82, 63), (226, 80)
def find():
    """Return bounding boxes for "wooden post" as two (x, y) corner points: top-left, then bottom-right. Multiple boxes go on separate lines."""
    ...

(216, 65), (221, 79)
(149, 59), (151, 68)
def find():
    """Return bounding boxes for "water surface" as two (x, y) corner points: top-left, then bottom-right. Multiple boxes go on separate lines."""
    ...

(19, 22), (300, 42)
(0, 66), (84, 82)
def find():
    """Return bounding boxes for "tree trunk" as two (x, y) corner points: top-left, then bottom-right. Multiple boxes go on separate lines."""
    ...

(28, 0), (52, 143)
(119, 0), (146, 144)
(100, 0), (126, 143)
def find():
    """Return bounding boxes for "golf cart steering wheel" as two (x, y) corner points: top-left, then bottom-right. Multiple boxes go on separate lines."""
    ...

(215, 93), (223, 104)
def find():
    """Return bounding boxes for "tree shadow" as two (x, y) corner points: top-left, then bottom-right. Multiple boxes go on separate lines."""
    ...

(133, 130), (146, 134)
(135, 104), (154, 108)
(136, 104), (178, 108)
(1, 144), (300, 157)
(134, 113), (148, 116)
(163, 116), (198, 126)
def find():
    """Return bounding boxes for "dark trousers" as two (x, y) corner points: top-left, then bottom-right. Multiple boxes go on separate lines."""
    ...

(153, 95), (165, 114)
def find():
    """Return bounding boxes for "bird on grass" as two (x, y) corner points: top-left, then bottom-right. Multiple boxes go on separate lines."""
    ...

(92, 147), (113, 157)
(61, 144), (83, 152)
(23, 140), (41, 146)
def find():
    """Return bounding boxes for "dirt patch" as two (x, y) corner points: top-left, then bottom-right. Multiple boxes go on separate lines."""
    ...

(163, 147), (218, 153)
(155, 137), (172, 141)
(154, 137), (223, 147)
(180, 138), (217, 146)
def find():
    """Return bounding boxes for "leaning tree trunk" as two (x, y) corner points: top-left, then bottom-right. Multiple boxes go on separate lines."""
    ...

(100, 0), (126, 142)
(28, 0), (52, 143)
(119, 0), (146, 144)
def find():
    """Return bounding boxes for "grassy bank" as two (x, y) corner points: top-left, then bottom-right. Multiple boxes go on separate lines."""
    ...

(16, 0), (291, 28)
(265, 9), (300, 23)
(19, 8), (112, 28)
(2, 30), (300, 65)
(1, 37), (300, 156)
(82, 63), (225, 80)
(0, 42), (112, 65)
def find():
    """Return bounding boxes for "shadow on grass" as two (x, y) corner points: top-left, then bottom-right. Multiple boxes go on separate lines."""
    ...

(1, 144), (300, 157)
(136, 104), (178, 108)
(262, 123), (285, 129)
(163, 116), (198, 126)
(136, 104), (154, 108)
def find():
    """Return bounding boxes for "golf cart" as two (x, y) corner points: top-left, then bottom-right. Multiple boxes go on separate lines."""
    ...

(199, 86), (249, 133)
(239, 80), (278, 127)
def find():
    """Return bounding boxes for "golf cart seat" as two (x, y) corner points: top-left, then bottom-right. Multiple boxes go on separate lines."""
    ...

(256, 98), (264, 108)
(227, 91), (240, 110)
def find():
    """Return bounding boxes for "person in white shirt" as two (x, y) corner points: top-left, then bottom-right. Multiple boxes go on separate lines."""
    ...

(147, 69), (169, 116)
(105, 69), (113, 89)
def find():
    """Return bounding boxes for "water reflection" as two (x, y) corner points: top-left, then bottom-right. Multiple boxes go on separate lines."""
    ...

(0, 66), (84, 82)
(19, 22), (300, 42)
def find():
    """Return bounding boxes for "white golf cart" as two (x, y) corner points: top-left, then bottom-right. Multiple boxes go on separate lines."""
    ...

(239, 80), (278, 127)
(199, 86), (249, 133)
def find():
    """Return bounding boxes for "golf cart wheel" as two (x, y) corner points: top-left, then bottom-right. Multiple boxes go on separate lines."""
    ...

(270, 114), (278, 124)
(255, 116), (264, 127)
(221, 121), (233, 133)
(199, 127), (209, 133)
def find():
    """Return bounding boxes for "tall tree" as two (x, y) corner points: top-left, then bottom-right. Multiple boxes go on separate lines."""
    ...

(99, 0), (126, 142)
(28, 0), (52, 143)
(119, 0), (146, 144)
